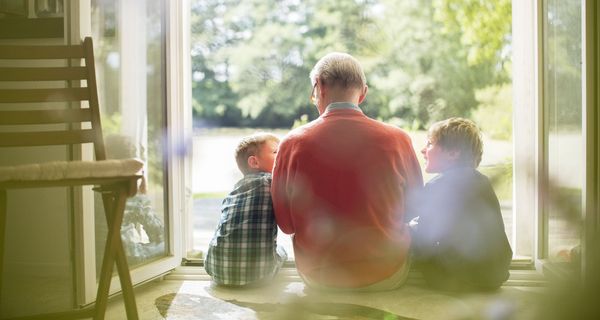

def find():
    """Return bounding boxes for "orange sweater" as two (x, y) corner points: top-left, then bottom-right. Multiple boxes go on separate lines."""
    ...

(272, 106), (423, 288)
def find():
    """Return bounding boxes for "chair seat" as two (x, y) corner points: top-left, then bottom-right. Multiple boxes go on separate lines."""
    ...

(0, 158), (143, 182)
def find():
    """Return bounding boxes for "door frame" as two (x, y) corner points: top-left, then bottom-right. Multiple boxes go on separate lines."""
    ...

(67, 0), (190, 305)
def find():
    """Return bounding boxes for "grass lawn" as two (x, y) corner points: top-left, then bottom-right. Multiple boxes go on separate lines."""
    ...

(193, 128), (513, 202)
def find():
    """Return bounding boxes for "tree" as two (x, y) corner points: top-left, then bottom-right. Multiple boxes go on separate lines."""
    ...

(190, 0), (512, 129)
(433, 0), (512, 77)
(366, 0), (499, 127)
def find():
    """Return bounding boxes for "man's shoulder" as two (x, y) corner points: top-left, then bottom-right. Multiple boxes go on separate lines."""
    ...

(365, 118), (412, 140)
(384, 125), (414, 150)
(295, 118), (324, 133)
(279, 119), (323, 148)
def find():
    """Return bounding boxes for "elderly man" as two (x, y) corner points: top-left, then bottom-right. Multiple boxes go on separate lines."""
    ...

(271, 52), (423, 290)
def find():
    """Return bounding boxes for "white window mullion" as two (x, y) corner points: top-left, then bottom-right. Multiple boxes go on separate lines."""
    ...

(166, 0), (192, 262)
(120, 0), (149, 164)
(512, 0), (541, 262)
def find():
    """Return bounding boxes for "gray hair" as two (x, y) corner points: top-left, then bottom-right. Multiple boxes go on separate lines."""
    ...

(309, 52), (366, 89)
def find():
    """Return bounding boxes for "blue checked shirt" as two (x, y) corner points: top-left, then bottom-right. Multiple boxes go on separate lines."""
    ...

(205, 172), (282, 286)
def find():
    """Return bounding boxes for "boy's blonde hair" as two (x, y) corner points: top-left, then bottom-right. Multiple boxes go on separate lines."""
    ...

(428, 117), (483, 168)
(235, 132), (280, 175)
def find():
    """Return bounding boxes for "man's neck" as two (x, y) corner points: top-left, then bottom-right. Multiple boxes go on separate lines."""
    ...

(325, 102), (361, 112)
(318, 91), (361, 114)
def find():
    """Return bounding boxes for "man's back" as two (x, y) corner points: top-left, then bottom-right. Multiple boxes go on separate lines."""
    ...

(272, 106), (423, 288)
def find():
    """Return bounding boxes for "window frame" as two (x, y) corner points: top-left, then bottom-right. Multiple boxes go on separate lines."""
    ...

(582, 0), (599, 284)
(179, 1), (599, 280)
(512, 0), (542, 263)
(513, 0), (599, 279)
(183, 0), (543, 270)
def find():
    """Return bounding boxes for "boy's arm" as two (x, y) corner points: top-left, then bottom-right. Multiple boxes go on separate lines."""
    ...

(271, 140), (295, 234)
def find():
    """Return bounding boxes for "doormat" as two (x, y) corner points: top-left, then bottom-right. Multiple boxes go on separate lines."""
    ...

(155, 293), (418, 319)
(155, 293), (255, 319)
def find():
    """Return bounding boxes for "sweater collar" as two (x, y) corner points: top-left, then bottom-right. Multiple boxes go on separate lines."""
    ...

(324, 102), (362, 113)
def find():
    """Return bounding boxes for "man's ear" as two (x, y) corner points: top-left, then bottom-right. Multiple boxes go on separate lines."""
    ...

(358, 85), (368, 104)
(318, 81), (327, 99)
(247, 155), (259, 169)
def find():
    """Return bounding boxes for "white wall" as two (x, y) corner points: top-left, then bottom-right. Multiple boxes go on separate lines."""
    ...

(0, 33), (75, 319)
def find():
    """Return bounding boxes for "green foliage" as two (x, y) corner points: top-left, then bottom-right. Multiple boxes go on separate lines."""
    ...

(433, 0), (512, 70)
(480, 162), (513, 202)
(101, 112), (122, 135)
(292, 114), (310, 129)
(544, 0), (582, 127)
(472, 84), (513, 140)
(191, 0), (512, 129)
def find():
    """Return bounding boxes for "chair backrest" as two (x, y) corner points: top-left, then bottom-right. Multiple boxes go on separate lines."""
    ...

(0, 37), (107, 161)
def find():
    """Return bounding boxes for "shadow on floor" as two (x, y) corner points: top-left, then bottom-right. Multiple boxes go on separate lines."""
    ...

(155, 292), (417, 320)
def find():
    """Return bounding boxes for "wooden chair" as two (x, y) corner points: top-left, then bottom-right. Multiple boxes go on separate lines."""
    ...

(0, 38), (140, 319)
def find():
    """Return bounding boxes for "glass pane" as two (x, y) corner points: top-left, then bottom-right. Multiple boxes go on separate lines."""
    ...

(91, 0), (168, 274)
(543, 0), (582, 262)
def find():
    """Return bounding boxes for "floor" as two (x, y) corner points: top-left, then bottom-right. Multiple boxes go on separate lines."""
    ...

(101, 268), (547, 320)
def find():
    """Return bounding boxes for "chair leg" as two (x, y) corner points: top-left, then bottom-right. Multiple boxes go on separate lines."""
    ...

(94, 187), (138, 320)
(113, 190), (139, 320)
(93, 193), (119, 320)
(0, 189), (6, 311)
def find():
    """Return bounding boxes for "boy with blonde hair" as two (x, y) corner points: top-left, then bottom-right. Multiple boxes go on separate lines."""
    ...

(205, 132), (287, 286)
(412, 117), (512, 291)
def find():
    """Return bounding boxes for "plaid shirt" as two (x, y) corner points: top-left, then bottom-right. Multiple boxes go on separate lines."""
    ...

(205, 172), (282, 286)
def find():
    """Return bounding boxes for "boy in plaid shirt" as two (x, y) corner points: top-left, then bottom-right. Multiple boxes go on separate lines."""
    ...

(205, 132), (287, 286)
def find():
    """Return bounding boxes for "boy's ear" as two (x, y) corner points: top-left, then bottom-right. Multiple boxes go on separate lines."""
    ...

(447, 149), (461, 161)
(247, 155), (259, 169)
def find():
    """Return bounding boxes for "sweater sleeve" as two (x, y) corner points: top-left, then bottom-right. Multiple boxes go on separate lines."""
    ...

(271, 138), (295, 234)
(400, 133), (424, 221)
